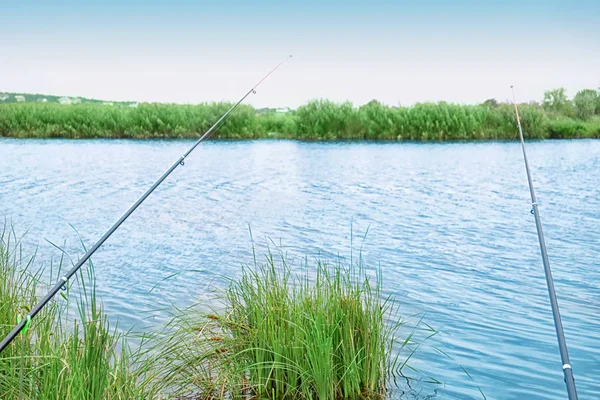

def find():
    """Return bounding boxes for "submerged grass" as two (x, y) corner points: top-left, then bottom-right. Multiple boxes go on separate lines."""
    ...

(148, 253), (410, 400)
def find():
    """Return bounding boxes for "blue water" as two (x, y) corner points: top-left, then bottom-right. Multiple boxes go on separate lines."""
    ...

(0, 138), (598, 399)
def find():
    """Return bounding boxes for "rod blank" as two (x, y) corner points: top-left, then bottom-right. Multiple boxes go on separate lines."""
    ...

(511, 86), (577, 400)
(0, 56), (291, 353)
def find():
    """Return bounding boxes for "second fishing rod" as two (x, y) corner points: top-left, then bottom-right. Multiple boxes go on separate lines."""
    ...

(511, 86), (578, 400)
(0, 55), (292, 353)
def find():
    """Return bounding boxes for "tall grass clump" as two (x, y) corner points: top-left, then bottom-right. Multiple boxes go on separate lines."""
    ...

(149, 253), (408, 400)
(546, 117), (600, 139)
(295, 100), (363, 140)
(0, 228), (148, 399)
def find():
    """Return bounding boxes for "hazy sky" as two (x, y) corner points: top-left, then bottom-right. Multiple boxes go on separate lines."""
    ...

(1, 0), (598, 108)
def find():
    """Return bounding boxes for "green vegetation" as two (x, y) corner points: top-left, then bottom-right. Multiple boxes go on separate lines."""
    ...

(542, 88), (572, 115)
(147, 254), (408, 399)
(1, 88), (599, 140)
(573, 89), (599, 120)
(1, 230), (415, 399)
(0, 228), (147, 399)
(0, 102), (260, 139)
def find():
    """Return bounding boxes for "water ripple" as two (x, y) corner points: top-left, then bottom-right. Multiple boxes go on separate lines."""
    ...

(1, 138), (599, 399)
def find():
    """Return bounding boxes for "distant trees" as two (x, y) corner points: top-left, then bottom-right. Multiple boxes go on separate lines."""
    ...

(542, 88), (571, 115)
(542, 87), (600, 122)
(573, 89), (599, 120)
(482, 99), (499, 108)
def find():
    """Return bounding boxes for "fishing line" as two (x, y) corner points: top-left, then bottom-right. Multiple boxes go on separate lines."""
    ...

(511, 86), (578, 400)
(0, 55), (292, 353)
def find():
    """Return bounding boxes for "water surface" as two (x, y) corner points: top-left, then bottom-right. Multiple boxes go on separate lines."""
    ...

(1, 138), (598, 399)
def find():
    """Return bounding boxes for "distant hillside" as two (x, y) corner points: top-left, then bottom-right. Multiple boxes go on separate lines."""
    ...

(0, 93), (296, 112)
(0, 92), (134, 106)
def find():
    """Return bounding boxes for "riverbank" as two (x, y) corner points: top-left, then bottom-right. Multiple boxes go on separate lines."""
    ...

(0, 230), (412, 399)
(1, 100), (599, 140)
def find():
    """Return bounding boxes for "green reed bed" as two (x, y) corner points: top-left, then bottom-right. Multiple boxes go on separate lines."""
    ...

(148, 254), (408, 400)
(1, 97), (599, 141)
(0, 229), (147, 400)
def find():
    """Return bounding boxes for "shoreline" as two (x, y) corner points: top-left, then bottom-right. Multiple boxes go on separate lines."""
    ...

(1, 100), (599, 141)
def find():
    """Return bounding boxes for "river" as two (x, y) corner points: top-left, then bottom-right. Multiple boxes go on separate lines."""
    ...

(1, 138), (598, 399)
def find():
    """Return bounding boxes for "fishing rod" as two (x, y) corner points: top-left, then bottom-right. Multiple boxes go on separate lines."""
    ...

(510, 86), (577, 400)
(0, 55), (292, 353)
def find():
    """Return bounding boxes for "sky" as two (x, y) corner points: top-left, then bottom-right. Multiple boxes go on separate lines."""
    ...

(1, 0), (598, 108)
